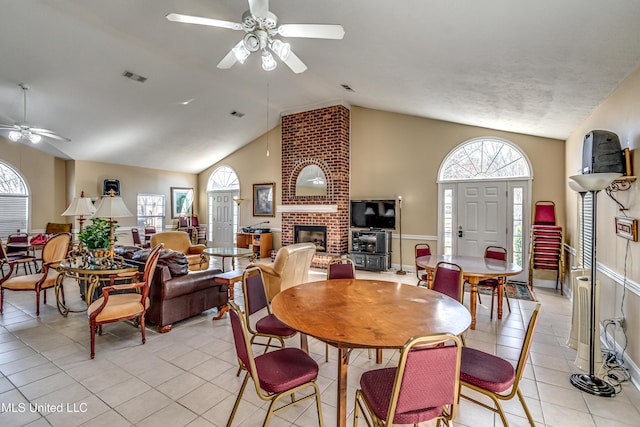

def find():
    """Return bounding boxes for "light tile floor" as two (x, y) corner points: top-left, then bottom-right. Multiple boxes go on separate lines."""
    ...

(1, 259), (639, 426)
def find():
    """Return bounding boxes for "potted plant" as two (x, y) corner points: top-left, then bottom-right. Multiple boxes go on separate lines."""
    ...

(78, 218), (117, 255)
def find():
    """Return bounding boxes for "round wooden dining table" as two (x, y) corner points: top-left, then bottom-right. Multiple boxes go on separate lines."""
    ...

(271, 278), (471, 427)
(416, 254), (523, 330)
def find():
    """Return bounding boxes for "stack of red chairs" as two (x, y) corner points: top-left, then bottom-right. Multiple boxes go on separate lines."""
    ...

(528, 201), (564, 294)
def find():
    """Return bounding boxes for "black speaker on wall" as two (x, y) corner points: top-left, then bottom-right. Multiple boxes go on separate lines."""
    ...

(581, 130), (625, 174)
(103, 179), (120, 196)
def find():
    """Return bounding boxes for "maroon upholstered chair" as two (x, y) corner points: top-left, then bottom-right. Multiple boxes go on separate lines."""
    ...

(354, 333), (463, 427)
(327, 257), (356, 280)
(430, 261), (464, 303)
(414, 243), (432, 286)
(227, 301), (324, 427)
(533, 201), (556, 225)
(6, 232), (29, 255)
(477, 246), (510, 319)
(460, 304), (540, 426)
(131, 228), (149, 248)
(241, 267), (296, 359)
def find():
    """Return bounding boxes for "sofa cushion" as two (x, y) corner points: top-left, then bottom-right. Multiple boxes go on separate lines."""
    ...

(161, 268), (223, 300)
(132, 249), (189, 277)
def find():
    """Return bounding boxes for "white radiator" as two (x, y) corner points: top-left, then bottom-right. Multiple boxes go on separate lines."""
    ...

(574, 275), (602, 371)
(566, 268), (585, 349)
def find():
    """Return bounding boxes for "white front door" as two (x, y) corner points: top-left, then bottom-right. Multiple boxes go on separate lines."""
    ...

(208, 191), (235, 247)
(456, 181), (507, 257)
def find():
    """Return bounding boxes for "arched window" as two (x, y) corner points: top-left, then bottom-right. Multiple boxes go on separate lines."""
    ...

(207, 165), (239, 191)
(0, 161), (29, 236)
(439, 137), (531, 181)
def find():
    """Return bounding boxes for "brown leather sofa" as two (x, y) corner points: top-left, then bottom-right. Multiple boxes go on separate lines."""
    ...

(150, 231), (209, 270)
(119, 246), (226, 332)
(248, 242), (316, 301)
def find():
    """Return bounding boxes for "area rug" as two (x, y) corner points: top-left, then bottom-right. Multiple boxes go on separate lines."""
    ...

(464, 281), (537, 302)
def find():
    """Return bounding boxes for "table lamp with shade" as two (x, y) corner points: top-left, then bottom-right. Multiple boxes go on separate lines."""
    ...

(92, 190), (133, 264)
(61, 191), (97, 238)
(568, 172), (621, 397)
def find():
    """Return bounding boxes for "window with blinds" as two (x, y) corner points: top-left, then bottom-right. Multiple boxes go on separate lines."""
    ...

(0, 161), (29, 237)
(137, 194), (165, 231)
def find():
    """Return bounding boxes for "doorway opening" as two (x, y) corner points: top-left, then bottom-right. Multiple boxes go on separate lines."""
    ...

(206, 166), (240, 248)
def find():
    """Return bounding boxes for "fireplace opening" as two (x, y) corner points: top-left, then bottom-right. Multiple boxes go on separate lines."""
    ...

(294, 225), (327, 252)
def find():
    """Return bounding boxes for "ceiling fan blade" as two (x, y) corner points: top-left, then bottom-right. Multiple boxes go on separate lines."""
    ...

(31, 129), (71, 142)
(166, 13), (243, 30)
(0, 123), (18, 130)
(217, 42), (242, 69)
(248, 0), (269, 20)
(278, 24), (345, 39)
(282, 49), (307, 74)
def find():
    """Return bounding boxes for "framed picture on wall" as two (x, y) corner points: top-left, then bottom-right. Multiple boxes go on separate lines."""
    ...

(171, 187), (194, 218)
(253, 183), (275, 217)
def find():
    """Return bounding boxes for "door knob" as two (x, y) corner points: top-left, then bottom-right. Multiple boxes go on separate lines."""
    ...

(458, 226), (463, 238)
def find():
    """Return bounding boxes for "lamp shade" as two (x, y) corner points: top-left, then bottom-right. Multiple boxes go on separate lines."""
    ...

(567, 181), (588, 194)
(569, 173), (621, 192)
(93, 194), (133, 219)
(62, 194), (96, 217)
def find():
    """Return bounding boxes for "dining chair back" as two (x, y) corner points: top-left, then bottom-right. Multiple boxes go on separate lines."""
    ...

(414, 243), (432, 286)
(460, 304), (541, 426)
(479, 246), (510, 319)
(0, 232), (71, 316)
(6, 232), (29, 255)
(143, 226), (156, 245)
(354, 333), (463, 426)
(227, 301), (324, 427)
(533, 200), (556, 225)
(241, 267), (296, 355)
(87, 244), (162, 359)
(430, 261), (464, 303)
(0, 240), (37, 276)
(327, 257), (356, 279)
(131, 228), (147, 248)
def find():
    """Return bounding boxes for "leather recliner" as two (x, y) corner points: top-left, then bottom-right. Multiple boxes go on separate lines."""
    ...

(151, 231), (209, 270)
(248, 242), (316, 301)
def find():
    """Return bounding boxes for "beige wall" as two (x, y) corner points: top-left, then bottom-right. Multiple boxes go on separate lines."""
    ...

(565, 65), (640, 367)
(0, 137), (68, 232)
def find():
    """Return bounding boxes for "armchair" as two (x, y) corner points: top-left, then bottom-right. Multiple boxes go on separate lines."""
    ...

(150, 231), (209, 270)
(248, 242), (316, 301)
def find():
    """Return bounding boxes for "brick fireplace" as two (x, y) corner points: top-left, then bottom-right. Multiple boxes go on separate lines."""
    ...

(280, 104), (350, 267)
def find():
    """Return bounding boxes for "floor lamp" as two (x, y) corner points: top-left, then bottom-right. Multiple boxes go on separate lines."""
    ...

(396, 195), (406, 275)
(569, 172), (621, 397)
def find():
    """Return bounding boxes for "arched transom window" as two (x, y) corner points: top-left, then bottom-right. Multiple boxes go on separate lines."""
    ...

(207, 165), (239, 191)
(0, 160), (29, 236)
(439, 138), (531, 181)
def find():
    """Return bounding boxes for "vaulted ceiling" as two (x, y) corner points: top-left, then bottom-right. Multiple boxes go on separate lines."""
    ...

(1, 0), (640, 173)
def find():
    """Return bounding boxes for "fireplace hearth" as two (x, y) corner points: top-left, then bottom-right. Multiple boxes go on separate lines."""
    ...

(294, 225), (327, 252)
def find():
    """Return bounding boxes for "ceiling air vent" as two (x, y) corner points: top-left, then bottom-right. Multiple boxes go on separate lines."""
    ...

(122, 70), (148, 83)
(230, 111), (245, 118)
(340, 83), (355, 92)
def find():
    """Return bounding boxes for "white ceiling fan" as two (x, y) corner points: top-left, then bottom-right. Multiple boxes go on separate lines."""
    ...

(0, 84), (71, 144)
(167, 0), (345, 73)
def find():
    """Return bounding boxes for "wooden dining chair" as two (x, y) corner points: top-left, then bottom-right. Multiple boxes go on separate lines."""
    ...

(0, 240), (37, 276)
(354, 333), (463, 427)
(478, 246), (510, 319)
(459, 304), (541, 426)
(87, 244), (162, 359)
(227, 301), (324, 427)
(0, 233), (71, 316)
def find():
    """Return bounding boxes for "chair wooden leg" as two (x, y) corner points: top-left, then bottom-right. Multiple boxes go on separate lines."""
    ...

(90, 321), (96, 359)
(140, 315), (146, 345)
(35, 289), (40, 316)
(0, 288), (3, 314)
(43, 288), (47, 304)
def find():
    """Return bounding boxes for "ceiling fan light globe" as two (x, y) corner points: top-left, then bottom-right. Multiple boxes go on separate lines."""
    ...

(8, 131), (21, 142)
(271, 39), (290, 60)
(232, 43), (251, 64)
(243, 32), (261, 52)
(261, 50), (277, 71)
(28, 133), (42, 144)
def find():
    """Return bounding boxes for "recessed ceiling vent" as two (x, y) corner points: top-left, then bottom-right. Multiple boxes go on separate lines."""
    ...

(340, 83), (355, 92)
(122, 70), (148, 83)
(230, 111), (245, 118)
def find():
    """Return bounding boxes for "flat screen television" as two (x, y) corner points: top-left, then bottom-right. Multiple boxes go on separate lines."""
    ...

(350, 200), (396, 229)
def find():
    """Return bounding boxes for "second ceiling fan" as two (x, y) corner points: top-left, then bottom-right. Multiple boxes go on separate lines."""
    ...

(167, 0), (344, 73)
